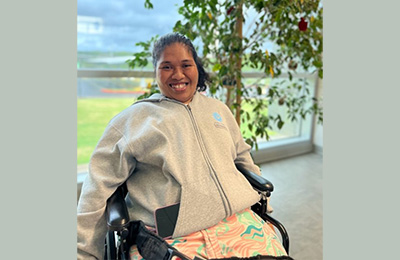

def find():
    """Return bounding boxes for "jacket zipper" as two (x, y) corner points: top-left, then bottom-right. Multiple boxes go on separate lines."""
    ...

(186, 103), (232, 217)
(137, 97), (232, 217)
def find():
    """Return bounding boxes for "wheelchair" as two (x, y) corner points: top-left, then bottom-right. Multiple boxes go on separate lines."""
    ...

(104, 165), (290, 260)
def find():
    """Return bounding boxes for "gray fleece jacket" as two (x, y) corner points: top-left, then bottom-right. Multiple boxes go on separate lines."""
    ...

(77, 92), (261, 259)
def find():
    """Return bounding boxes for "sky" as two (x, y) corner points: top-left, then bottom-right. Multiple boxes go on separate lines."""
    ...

(77, 0), (184, 52)
(77, 0), (278, 59)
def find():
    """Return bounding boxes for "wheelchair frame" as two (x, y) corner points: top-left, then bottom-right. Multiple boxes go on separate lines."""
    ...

(104, 165), (290, 260)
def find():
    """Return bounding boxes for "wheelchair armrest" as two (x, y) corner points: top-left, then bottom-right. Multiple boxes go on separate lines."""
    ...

(106, 183), (130, 231)
(236, 164), (274, 193)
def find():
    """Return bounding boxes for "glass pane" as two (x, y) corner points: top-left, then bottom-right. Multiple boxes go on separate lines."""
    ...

(77, 0), (318, 172)
(77, 0), (183, 69)
(77, 77), (154, 172)
(231, 75), (316, 144)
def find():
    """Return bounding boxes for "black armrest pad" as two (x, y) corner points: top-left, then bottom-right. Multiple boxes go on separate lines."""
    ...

(236, 165), (274, 192)
(106, 186), (130, 230)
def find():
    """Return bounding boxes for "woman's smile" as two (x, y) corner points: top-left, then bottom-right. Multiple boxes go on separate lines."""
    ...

(169, 82), (188, 91)
(156, 42), (199, 104)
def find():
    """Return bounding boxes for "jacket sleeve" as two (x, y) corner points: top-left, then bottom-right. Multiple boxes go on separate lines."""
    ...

(233, 131), (262, 176)
(77, 124), (136, 259)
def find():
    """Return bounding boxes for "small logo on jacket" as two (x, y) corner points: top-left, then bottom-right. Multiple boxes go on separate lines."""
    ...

(213, 112), (227, 130)
(213, 112), (222, 122)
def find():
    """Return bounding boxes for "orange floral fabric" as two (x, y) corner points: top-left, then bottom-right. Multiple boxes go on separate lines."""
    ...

(130, 208), (287, 259)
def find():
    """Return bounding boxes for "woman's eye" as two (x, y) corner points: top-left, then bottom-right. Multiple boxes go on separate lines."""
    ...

(161, 66), (171, 69)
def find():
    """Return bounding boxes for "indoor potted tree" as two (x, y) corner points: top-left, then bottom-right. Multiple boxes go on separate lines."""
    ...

(128, 0), (323, 149)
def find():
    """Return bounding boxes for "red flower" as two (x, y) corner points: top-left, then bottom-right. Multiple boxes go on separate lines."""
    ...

(298, 17), (308, 31)
(227, 6), (235, 15)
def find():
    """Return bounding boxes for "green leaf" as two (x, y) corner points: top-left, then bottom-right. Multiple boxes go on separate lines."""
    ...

(288, 72), (293, 81)
(144, 0), (153, 9)
(212, 63), (222, 72)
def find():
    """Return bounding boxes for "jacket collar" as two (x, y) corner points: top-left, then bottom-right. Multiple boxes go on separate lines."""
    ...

(147, 90), (199, 105)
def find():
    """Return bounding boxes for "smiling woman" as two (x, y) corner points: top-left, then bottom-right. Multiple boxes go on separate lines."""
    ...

(156, 43), (199, 104)
(77, 32), (289, 260)
(156, 41), (200, 106)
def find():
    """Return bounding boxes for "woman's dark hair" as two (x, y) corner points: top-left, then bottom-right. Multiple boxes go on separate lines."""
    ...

(152, 32), (210, 92)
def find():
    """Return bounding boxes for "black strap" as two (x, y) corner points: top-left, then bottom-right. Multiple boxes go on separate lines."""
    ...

(127, 220), (191, 260)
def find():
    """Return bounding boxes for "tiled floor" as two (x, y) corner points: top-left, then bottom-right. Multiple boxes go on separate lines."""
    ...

(259, 152), (323, 260)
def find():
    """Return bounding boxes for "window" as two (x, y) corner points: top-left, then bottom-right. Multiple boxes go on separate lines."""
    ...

(77, 0), (318, 176)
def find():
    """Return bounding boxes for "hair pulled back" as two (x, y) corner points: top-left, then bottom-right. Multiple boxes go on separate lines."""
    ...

(152, 32), (210, 92)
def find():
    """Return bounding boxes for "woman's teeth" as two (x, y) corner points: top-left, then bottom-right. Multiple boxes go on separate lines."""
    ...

(170, 83), (188, 89)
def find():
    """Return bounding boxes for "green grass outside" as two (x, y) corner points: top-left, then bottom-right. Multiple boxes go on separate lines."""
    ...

(77, 98), (136, 164)
(77, 97), (273, 165)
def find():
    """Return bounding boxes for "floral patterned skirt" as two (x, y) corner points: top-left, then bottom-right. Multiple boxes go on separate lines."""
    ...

(129, 208), (287, 259)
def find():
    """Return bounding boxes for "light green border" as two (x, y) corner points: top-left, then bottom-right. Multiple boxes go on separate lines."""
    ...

(324, 1), (400, 259)
(2, 1), (77, 259)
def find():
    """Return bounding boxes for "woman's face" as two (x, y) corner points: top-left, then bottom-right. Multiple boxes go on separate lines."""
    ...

(156, 43), (199, 104)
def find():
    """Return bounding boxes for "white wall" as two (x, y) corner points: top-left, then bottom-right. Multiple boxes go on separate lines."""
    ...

(313, 76), (323, 154)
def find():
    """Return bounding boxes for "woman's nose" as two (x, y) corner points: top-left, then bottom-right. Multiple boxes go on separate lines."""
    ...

(172, 67), (184, 80)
